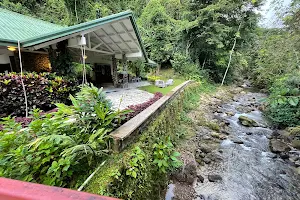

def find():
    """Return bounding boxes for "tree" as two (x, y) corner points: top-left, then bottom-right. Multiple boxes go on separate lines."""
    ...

(182, 0), (263, 82)
(137, 0), (177, 67)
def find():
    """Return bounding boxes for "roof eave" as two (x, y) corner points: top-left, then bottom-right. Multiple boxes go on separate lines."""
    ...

(21, 10), (133, 48)
(0, 39), (18, 47)
(128, 15), (149, 63)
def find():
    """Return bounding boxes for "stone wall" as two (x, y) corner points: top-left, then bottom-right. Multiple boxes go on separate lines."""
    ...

(85, 81), (201, 199)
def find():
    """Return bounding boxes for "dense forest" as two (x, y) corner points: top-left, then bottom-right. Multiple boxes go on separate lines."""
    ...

(1, 0), (299, 126)
(1, 1), (300, 198)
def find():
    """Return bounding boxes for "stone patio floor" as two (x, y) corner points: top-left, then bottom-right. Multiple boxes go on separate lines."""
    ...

(104, 81), (154, 110)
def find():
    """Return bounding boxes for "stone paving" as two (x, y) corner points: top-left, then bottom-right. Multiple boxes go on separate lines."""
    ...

(104, 81), (154, 110)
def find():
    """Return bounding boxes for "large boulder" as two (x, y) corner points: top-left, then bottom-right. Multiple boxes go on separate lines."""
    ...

(270, 139), (291, 153)
(238, 115), (259, 127)
(172, 159), (197, 185)
(292, 139), (300, 150)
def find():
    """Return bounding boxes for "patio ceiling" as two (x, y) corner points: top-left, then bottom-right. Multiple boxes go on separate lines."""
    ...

(23, 11), (148, 61)
(68, 18), (142, 59)
(0, 10), (152, 62)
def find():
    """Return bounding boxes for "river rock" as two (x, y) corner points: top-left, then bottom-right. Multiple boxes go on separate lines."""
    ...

(295, 167), (300, 175)
(270, 139), (291, 153)
(230, 137), (244, 144)
(238, 115), (259, 127)
(197, 174), (204, 183)
(208, 174), (222, 182)
(226, 111), (235, 116)
(198, 143), (213, 153)
(280, 153), (289, 159)
(295, 160), (300, 167)
(173, 162), (197, 185)
(292, 139), (300, 150)
(203, 157), (211, 164)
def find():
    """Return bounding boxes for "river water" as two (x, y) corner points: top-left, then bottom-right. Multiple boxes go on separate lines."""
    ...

(194, 91), (300, 200)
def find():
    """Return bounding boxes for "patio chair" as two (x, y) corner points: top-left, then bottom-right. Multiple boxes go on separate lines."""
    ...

(166, 79), (174, 86)
(155, 80), (166, 88)
(131, 77), (137, 82)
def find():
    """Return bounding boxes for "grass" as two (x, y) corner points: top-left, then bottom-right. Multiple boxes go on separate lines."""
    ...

(139, 79), (185, 95)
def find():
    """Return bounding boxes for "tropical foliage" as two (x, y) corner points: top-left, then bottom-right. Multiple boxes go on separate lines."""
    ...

(249, 0), (300, 126)
(0, 72), (77, 116)
(1, 0), (262, 83)
(0, 84), (129, 187)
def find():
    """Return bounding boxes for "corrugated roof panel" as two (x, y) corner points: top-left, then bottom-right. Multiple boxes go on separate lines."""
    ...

(0, 8), (64, 41)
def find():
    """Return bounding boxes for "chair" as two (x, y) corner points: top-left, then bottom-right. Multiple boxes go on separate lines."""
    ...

(166, 79), (174, 86)
(155, 80), (166, 88)
(131, 77), (137, 82)
(136, 77), (141, 82)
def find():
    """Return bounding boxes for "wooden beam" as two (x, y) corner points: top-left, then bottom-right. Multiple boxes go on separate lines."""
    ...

(100, 28), (123, 53)
(110, 24), (132, 52)
(92, 32), (115, 53)
(92, 42), (103, 50)
(119, 21), (140, 50)
(69, 46), (113, 55)
(88, 33), (91, 49)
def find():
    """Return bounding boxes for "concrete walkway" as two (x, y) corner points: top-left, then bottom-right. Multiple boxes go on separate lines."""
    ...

(104, 81), (154, 110)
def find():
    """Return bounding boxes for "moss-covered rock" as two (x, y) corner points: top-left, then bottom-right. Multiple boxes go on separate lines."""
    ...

(292, 139), (300, 150)
(288, 126), (300, 136)
(238, 115), (259, 127)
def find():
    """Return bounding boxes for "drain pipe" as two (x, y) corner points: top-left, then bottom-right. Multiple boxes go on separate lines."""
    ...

(77, 161), (106, 191)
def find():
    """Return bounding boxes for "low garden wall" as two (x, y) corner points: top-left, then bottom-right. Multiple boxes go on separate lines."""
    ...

(111, 80), (192, 151)
(85, 81), (201, 199)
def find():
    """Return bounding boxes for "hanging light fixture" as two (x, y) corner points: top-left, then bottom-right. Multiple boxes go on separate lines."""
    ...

(7, 46), (17, 51)
(78, 34), (87, 46)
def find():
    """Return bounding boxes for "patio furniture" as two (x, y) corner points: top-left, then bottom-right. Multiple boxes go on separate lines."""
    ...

(131, 77), (137, 82)
(155, 80), (166, 88)
(136, 77), (141, 82)
(166, 79), (174, 86)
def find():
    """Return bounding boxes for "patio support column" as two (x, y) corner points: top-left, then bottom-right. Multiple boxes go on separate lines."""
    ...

(122, 54), (128, 88)
(112, 55), (118, 87)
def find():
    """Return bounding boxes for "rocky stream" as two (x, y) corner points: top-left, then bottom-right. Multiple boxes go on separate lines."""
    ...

(166, 87), (300, 200)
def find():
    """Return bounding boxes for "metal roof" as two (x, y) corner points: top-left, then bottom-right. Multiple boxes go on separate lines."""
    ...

(0, 9), (150, 63)
(0, 8), (64, 42)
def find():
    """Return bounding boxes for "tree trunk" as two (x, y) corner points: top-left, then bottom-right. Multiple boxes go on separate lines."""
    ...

(221, 22), (242, 86)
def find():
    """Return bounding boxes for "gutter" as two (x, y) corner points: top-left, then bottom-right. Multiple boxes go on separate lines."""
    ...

(0, 38), (18, 47)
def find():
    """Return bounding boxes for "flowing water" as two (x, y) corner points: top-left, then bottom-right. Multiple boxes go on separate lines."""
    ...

(194, 91), (300, 200)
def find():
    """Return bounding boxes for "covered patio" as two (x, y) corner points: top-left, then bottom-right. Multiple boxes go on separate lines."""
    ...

(0, 9), (155, 88)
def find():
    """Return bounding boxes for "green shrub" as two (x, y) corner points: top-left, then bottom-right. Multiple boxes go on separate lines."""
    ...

(265, 73), (300, 127)
(171, 53), (202, 81)
(0, 72), (78, 116)
(0, 84), (129, 188)
(147, 75), (160, 83)
(73, 62), (93, 79)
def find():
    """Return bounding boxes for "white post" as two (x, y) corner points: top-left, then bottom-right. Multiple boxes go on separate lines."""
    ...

(18, 41), (28, 117)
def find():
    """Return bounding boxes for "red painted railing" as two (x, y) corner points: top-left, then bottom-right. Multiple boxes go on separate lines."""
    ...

(0, 178), (119, 200)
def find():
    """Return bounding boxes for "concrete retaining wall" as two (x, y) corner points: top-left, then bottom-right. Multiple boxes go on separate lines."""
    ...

(110, 80), (192, 151)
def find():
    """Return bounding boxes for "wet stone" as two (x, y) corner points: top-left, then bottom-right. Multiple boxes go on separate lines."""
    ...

(203, 157), (211, 164)
(231, 137), (244, 144)
(238, 115), (259, 127)
(208, 174), (222, 182)
(198, 144), (213, 153)
(270, 139), (291, 153)
(197, 174), (204, 183)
